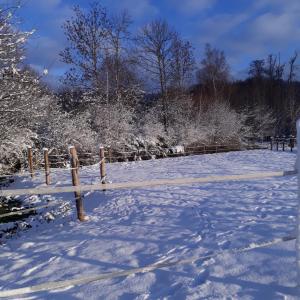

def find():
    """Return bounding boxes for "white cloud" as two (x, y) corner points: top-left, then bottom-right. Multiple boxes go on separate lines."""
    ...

(188, 0), (300, 77)
(254, 0), (300, 13)
(102, 0), (158, 19)
(196, 13), (249, 43)
(168, 0), (216, 15)
(250, 12), (300, 44)
(122, 0), (158, 18)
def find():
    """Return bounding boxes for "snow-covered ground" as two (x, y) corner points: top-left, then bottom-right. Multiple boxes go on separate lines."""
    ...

(0, 150), (299, 299)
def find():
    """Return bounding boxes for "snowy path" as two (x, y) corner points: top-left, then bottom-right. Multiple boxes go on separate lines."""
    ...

(0, 150), (298, 299)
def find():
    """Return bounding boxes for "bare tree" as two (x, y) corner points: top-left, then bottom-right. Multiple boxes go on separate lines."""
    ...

(106, 11), (132, 94)
(263, 54), (285, 81)
(249, 60), (265, 80)
(288, 52), (298, 83)
(60, 3), (109, 91)
(286, 52), (299, 133)
(197, 43), (230, 100)
(136, 19), (195, 132)
(170, 33), (195, 92)
(135, 19), (175, 132)
(61, 4), (138, 100)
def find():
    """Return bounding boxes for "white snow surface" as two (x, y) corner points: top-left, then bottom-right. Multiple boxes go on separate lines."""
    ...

(0, 150), (299, 299)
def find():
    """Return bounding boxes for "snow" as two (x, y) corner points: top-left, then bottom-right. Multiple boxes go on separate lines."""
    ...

(297, 119), (300, 286)
(0, 150), (299, 299)
(170, 145), (185, 154)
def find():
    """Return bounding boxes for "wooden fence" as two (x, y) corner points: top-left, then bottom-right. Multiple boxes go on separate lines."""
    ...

(0, 143), (268, 222)
(269, 136), (296, 152)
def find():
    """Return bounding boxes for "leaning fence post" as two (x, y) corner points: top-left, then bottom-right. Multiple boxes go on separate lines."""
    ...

(296, 120), (300, 286)
(43, 148), (50, 185)
(99, 146), (106, 183)
(27, 146), (34, 178)
(69, 146), (85, 222)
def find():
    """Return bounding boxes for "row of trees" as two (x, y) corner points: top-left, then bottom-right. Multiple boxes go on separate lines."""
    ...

(0, 3), (299, 172)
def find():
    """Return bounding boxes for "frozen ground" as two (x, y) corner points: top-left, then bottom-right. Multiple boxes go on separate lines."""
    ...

(0, 150), (299, 299)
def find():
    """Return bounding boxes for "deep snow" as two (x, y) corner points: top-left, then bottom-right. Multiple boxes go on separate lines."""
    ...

(0, 150), (299, 299)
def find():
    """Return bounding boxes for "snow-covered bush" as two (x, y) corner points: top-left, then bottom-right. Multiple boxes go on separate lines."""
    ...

(0, 128), (36, 174)
(77, 87), (144, 149)
(140, 102), (166, 142)
(140, 96), (248, 148)
(37, 100), (98, 153)
(202, 101), (250, 144)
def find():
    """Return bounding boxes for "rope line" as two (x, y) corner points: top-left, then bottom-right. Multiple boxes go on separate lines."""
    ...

(0, 170), (296, 197)
(0, 235), (295, 298)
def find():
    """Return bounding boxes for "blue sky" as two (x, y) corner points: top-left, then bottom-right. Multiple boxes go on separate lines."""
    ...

(4, 0), (300, 87)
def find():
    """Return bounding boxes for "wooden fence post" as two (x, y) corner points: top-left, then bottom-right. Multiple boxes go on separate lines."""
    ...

(270, 137), (273, 150)
(99, 146), (106, 183)
(276, 136), (279, 151)
(27, 146), (34, 178)
(69, 146), (85, 222)
(108, 147), (112, 163)
(282, 137), (285, 151)
(291, 136), (295, 152)
(43, 148), (50, 185)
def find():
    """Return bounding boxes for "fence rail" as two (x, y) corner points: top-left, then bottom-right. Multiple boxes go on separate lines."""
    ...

(0, 170), (296, 221)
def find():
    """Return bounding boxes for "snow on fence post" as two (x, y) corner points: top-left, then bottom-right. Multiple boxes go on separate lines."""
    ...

(43, 148), (50, 185)
(69, 146), (85, 222)
(27, 146), (34, 178)
(99, 146), (106, 183)
(297, 120), (300, 286)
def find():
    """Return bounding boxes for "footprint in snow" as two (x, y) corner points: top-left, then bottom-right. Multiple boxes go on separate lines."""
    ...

(193, 268), (210, 286)
(218, 240), (231, 250)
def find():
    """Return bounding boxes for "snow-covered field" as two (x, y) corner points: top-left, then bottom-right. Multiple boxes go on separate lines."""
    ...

(0, 150), (299, 299)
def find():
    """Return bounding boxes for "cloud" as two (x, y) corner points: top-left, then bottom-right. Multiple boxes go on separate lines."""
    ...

(120, 0), (158, 18)
(195, 13), (249, 43)
(250, 12), (300, 45)
(254, 0), (300, 12)
(168, 0), (216, 15)
(102, 0), (158, 20)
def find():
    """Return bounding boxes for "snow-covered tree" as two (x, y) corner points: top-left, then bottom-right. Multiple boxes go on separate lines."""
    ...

(203, 101), (249, 144)
(0, 11), (39, 138)
(0, 8), (51, 172)
(242, 104), (275, 139)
